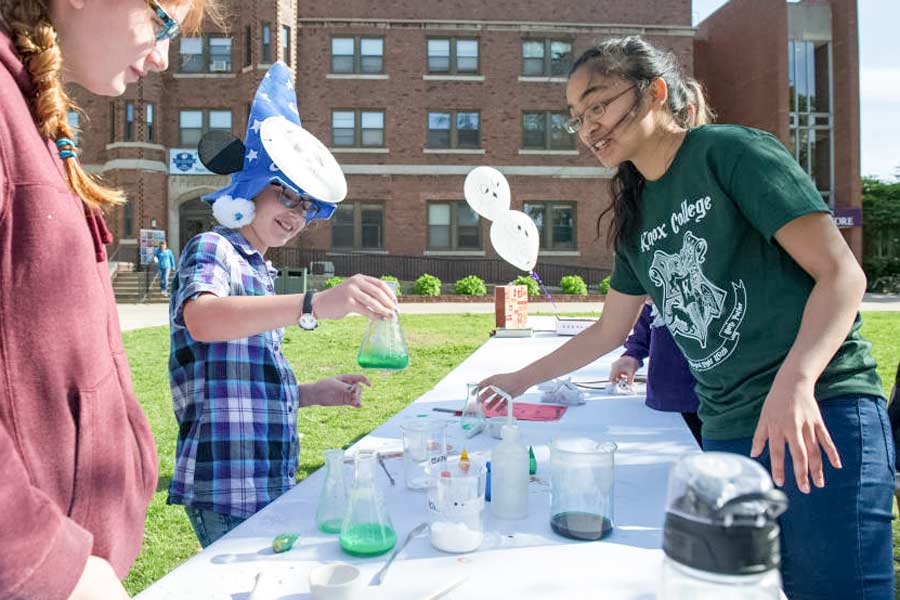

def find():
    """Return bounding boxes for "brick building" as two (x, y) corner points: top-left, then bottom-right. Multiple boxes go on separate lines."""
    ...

(68, 0), (863, 277)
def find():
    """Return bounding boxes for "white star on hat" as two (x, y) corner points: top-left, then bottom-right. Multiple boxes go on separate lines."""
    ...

(250, 119), (263, 134)
(246, 149), (258, 163)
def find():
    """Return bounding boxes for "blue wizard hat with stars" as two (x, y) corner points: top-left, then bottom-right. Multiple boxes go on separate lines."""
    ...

(198, 61), (347, 228)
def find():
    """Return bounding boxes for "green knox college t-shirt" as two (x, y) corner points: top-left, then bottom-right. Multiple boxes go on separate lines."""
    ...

(610, 125), (883, 440)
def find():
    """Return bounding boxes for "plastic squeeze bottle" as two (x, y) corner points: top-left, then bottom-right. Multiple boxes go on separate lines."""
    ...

(490, 424), (529, 519)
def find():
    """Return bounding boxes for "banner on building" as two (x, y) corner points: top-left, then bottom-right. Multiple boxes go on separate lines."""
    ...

(831, 207), (862, 228)
(139, 229), (167, 265)
(169, 149), (213, 175)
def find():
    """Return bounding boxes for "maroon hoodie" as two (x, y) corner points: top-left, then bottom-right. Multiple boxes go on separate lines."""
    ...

(0, 31), (158, 599)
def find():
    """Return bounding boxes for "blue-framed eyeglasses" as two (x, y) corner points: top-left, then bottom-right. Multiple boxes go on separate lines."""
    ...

(272, 184), (320, 219)
(148, 0), (180, 42)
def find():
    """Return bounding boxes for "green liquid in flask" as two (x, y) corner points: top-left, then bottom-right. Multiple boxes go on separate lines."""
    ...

(318, 518), (343, 534)
(357, 349), (409, 370)
(339, 523), (397, 556)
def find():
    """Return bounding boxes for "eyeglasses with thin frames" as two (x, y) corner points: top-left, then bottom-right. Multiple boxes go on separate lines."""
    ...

(148, 0), (180, 42)
(564, 85), (637, 134)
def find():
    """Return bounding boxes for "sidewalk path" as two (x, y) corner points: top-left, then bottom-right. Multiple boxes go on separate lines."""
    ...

(117, 294), (900, 333)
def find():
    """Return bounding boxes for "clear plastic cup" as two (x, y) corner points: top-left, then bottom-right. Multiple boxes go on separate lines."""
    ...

(400, 419), (447, 490)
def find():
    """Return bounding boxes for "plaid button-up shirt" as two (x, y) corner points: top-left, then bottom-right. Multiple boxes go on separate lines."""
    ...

(167, 226), (301, 518)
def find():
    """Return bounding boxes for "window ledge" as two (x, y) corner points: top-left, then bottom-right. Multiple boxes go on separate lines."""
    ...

(173, 72), (236, 79)
(241, 65), (254, 73)
(423, 74), (484, 82)
(118, 238), (138, 245)
(540, 250), (581, 257)
(106, 142), (167, 152)
(423, 148), (485, 155)
(518, 76), (567, 83)
(326, 73), (389, 80)
(330, 147), (390, 153)
(424, 250), (485, 256)
(518, 149), (579, 156)
(328, 249), (389, 255)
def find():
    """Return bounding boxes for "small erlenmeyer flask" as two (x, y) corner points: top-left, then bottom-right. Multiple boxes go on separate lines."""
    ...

(315, 449), (348, 534)
(357, 281), (409, 370)
(461, 384), (485, 436)
(339, 450), (397, 557)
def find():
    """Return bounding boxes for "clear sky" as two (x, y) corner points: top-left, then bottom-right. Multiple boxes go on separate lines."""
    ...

(692, 0), (899, 182)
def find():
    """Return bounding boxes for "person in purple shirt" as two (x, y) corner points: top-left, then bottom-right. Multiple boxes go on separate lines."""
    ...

(610, 303), (702, 447)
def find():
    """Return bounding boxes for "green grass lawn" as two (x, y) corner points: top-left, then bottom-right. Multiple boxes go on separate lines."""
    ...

(122, 312), (900, 596)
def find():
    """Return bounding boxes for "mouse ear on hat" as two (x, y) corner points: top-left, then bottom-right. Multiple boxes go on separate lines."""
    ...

(198, 130), (246, 175)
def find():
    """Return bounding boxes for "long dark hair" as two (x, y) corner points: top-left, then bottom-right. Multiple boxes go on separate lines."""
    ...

(569, 37), (713, 251)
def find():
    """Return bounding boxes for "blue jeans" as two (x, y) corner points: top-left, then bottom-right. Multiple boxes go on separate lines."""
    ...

(185, 507), (246, 548)
(703, 395), (895, 600)
(159, 267), (171, 293)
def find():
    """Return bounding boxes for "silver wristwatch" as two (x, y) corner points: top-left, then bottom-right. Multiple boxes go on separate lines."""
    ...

(298, 290), (318, 330)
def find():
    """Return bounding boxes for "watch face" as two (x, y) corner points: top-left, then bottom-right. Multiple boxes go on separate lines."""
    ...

(299, 313), (317, 330)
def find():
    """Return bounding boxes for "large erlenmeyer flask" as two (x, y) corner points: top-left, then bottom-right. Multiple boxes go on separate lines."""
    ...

(339, 450), (397, 557)
(315, 449), (349, 534)
(357, 281), (409, 370)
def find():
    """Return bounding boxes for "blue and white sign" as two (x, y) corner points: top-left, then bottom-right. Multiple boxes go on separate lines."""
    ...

(169, 149), (213, 175)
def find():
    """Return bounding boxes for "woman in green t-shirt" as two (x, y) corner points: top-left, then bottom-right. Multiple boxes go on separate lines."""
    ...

(479, 36), (891, 600)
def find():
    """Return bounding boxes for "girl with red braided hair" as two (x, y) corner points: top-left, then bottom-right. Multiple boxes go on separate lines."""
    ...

(0, 1), (220, 598)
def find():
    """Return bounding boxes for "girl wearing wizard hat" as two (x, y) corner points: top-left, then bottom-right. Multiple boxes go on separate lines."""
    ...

(167, 61), (397, 546)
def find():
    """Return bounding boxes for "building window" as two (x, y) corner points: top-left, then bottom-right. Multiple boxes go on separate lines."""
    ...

(788, 39), (833, 205)
(124, 102), (135, 141)
(244, 25), (252, 66)
(427, 38), (478, 74)
(331, 110), (385, 147)
(109, 102), (116, 142)
(331, 36), (384, 74)
(281, 25), (291, 66)
(179, 35), (232, 72)
(522, 111), (575, 150)
(332, 203), (384, 249)
(66, 110), (80, 145)
(427, 111), (480, 149)
(428, 202), (481, 250)
(261, 22), (272, 63)
(522, 40), (573, 77)
(123, 200), (134, 238)
(523, 202), (576, 249)
(209, 36), (233, 72)
(179, 36), (203, 72)
(146, 103), (155, 143)
(179, 109), (232, 146)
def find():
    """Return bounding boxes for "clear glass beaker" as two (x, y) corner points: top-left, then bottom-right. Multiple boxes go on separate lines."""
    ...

(315, 449), (348, 534)
(549, 437), (617, 540)
(400, 418), (448, 490)
(339, 450), (397, 557)
(460, 384), (485, 435)
(427, 459), (486, 553)
(357, 280), (409, 370)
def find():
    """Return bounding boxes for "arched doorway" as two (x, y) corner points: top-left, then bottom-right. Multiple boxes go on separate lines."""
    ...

(179, 196), (216, 252)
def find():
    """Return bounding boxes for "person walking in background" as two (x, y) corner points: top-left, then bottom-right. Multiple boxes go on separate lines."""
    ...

(0, 0), (221, 598)
(154, 240), (176, 297)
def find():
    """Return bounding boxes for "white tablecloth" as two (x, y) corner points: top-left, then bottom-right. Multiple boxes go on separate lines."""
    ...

(137, 330), (700, 600)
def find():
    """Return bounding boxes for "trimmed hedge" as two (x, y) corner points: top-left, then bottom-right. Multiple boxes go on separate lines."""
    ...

(414, 273), (442, 296)
(560, 274), (588, 296)
(454, 275), (488, 296)
(323, 276), (344, 289)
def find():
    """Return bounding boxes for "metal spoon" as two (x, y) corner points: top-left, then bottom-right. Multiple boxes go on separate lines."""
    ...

(369, 522), (429, 586)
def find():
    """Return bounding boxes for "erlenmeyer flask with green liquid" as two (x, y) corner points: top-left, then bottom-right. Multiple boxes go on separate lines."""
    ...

(357, 280), (409, 370)
(339, 450), (397, 557)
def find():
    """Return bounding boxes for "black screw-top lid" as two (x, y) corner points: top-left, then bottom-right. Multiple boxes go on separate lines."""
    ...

(663, 512), (781, 575)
